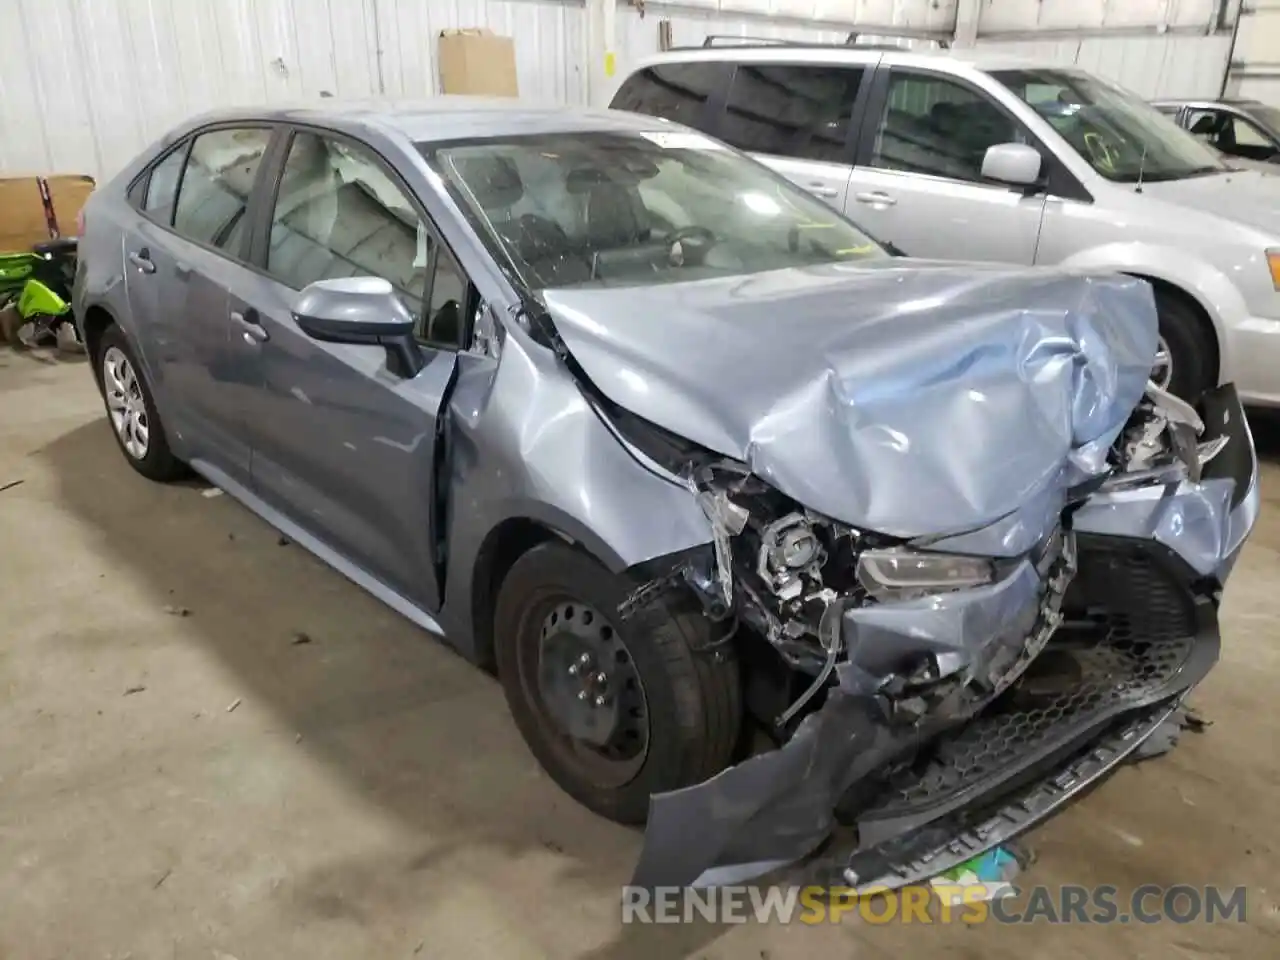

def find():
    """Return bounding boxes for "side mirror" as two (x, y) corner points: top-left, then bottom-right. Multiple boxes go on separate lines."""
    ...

(293, 277), (424, 377)
(981, 142), (1043, 189)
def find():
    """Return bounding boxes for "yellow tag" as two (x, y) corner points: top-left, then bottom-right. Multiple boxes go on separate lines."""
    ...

(605, 51), (616, 78)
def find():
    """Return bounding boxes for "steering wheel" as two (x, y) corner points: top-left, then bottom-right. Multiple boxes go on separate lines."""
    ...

(664, 225), (717, 265)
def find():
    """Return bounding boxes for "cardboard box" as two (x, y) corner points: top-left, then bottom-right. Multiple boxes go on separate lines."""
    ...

(438, 28), (519, 97)
(0, 174), (94, 253)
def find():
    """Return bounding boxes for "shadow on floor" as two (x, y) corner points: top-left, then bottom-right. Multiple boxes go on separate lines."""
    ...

(38, 418), (732, 959)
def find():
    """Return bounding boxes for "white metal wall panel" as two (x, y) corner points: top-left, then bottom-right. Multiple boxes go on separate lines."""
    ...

(979, 0), (1220, 35)
(1225, 0), (1280, 104)
(0, 0), (586, 181)
(977, 34), (1232, 98)
(626, 1), (953, 28)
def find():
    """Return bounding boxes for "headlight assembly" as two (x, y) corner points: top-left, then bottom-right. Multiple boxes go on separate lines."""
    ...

(856, 548), (996, 600)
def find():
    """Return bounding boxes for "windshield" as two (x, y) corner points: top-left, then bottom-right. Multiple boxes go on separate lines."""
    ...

(993, 69), (1226, 183)
(422, 130), (885, 291)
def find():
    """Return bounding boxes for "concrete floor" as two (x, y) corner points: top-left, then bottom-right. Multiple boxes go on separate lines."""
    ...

(2, 348), (1279, 959)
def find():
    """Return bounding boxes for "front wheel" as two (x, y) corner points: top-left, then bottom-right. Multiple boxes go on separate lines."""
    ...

(1153, 288), (1215, 402)
(494, 541), (742, 824)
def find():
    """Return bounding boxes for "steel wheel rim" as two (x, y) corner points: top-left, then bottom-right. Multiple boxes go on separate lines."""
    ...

(520, 597), (651, 789)
(1151, 337), (1173, 391)
(102, 346), (149, 460)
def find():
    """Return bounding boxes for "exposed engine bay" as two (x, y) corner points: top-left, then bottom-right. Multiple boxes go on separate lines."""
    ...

(614, 377), (1256, 890)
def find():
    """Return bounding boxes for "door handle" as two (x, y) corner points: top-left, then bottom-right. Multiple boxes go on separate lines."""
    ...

(807, 183), (839, 198)
(854, 191), (897, 206)
(128, 250), (156, 274)
(231, 309), (269, 343)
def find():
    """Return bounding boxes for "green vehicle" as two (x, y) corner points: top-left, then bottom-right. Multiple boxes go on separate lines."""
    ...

(0, 237), (79, 347)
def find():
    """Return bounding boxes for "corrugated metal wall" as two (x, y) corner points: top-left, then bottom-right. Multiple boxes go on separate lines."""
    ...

(0, 0), (1237, 180)
(0, 0), (586, 180)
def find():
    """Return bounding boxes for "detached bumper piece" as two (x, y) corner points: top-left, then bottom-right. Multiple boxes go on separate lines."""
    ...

(830, 699), (1184, 893)
(827, 535), (1220, 891)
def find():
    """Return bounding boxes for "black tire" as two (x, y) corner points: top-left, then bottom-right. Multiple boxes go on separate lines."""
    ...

(494, 541), (742, 824)
(1154, 286), (1215, 402)
(94, 325), (186, 482)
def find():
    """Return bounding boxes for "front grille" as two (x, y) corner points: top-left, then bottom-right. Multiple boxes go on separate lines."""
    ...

(854, 538), (1205, 828)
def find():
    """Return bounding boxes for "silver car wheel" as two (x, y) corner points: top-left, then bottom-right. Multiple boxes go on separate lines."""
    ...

(102, 346), (150, 460)
(1151, 337), (1173, 391)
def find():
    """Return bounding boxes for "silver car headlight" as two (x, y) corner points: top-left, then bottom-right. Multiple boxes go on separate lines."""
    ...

(856, 548), (995, 601)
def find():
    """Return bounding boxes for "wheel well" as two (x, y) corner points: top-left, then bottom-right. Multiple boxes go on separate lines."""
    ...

(81, 306), (115, 369)
(471, 519), (557, 668)
(1128, 274), (1220, 385)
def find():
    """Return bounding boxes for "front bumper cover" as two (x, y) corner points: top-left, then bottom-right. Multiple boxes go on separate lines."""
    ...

(631, 386), (1257, 891)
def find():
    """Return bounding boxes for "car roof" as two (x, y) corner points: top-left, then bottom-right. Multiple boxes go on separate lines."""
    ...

(179, 97), (671, 144)
(638, 44), (1057, 74)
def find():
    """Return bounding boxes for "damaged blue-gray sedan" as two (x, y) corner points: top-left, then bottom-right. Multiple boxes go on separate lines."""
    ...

(74, 101), (1259, 891)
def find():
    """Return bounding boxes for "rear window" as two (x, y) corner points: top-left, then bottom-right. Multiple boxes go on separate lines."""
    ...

(610, 62), (730, 131)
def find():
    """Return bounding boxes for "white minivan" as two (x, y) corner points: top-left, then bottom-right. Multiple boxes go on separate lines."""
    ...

(612, 43), (1280, 403)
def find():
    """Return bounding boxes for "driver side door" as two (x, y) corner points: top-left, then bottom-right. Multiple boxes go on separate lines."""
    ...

(234, 127), (470, 610)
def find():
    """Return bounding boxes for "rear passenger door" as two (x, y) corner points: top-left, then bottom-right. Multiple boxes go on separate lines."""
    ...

(845, 68), (1046, 264)
(714, 62), (870, 210)
(123, 124), (276, 484)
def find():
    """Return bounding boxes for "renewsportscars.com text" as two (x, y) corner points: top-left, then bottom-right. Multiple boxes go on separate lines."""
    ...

(621, 884), (1248, 925)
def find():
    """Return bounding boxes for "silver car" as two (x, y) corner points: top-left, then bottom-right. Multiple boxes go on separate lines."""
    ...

(614, 45), (1280, 406)
(75, 100), (1258, 890)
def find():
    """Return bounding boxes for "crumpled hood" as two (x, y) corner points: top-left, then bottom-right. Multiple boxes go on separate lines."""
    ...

(1140, 168), (1280, 234)
(543, 261), (1158, 538)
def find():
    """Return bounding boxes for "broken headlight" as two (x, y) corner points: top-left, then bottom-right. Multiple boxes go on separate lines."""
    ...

(856, 548), (995, 601)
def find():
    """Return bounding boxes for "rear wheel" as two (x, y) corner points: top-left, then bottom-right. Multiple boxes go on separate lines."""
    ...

(494, 541), (741, 824)
(1153, 287), (1215, 402)
(96, 325), (185, 482)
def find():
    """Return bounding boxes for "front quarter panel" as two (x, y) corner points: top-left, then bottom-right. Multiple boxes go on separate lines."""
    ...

(435, 322), (714, 660)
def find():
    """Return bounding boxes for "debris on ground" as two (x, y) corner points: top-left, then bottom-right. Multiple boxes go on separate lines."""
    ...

(277, 536), (290, 546)
(290, 631), (312, 645)
(225, 698), (242, 713)
(1131, 706), (1209, 763)
(0, 479), (24, 493)
(163, 605), (192, 617)
(201, 487), (223, 499)
(153, 868), (171, 889)
(929, 845), (1023, 904)
(295, 733), (303, 743)
(123, 685), (147, 696)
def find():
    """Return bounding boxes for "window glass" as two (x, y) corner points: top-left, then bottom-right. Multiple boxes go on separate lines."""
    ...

(266, 132), (427, 318)
(1230, 116), (1272, 148)
(172, 128), (271, 252)
(610, 63), (727, 130)
(871, 72), (1022, 182)
(421, 250), (468, 347)
(721, 65), (863, 162)
(143, 145), (187, 224)
(996, 68), (1224, 183)
(425, 129), (885, 292)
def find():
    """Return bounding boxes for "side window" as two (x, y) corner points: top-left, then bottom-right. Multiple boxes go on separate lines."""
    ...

(172, 128), (272, 253)
(1230, 116), (1273, 149)
(140, 144), (187, 224)
(611, 62), (728, 131)
(1186, 109), (1216, 136)
(421, 248), (469, 348)
(265, 131), (439, 326)
(871, 71), (1021, 183)
(721, 64), (864, 162)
